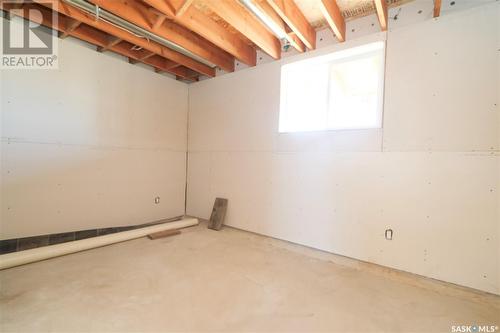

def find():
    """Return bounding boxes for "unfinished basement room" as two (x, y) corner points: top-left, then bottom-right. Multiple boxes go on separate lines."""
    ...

(0, 0), (499, 332)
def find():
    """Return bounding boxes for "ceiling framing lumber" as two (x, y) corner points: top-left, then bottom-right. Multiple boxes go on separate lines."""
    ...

(266, 0), (316, 50)
(175, 0), (195, 17)
(144, 0), (256, 66)
(140, 51), (156, 61)
(32, 0), (215, 77)
(319, 0), (345, 42)
(87, 0), (234, 73)
(96, 36), (123, 53)
(251, 0), (305, 53)
(374, 0), (388, 31)
(3, 2), (23, 20)
(433, 0), (442, 18)
(59, 18), (81, 38)
(152, 13), (167, 30)
(143, 0), (176, 17)
(205, 0), (281, 60)
(1, 2), (195, 80)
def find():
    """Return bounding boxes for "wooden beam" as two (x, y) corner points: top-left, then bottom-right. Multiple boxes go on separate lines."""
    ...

(144, 0), (255, 67)
(433, 0), (442, 18)
(374, 0), (388, 31)
(319, 0), (345, 42)
(1, 2), (58, 29)
(144, 0), (175, 17)
(33, 0), (215, 77)
(176, 74), (198, 82)
(152, 14), (167, 30)
(267, 0), (316, 50)
(139, 51), (155, 60)
(139, 54), (181, 72)
(4, 2), (193, 79)
(205, 0), (281, 60)
(59, 18), (81, 38)
(3, 2), (23, 20)
(175, 0), (194, 17)
(76, 30), (189, 78)
(87, 0), (233, 72)
(252, 0), (305, 53)
(96, 36), (123, 52)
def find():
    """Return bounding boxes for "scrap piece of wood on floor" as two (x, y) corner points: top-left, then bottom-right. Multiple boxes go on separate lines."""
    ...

(147, 229), (181, 240)
(208, 198), (228, 231)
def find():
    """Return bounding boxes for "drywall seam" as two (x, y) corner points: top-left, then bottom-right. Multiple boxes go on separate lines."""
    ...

(184, 85), (191, 215)
(185, 2), (500, 294)
(0, 138), (187, 153)
(1, 34), (189, 238)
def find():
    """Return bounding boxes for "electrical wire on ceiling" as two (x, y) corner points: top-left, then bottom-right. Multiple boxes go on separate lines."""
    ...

(61, 0), (217, 68)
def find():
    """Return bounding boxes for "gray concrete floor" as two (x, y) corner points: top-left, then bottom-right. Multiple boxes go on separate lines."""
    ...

(1, 222), (499, 332)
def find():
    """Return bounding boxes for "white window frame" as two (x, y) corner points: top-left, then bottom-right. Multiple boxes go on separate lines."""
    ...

(279, 41), (386, 133)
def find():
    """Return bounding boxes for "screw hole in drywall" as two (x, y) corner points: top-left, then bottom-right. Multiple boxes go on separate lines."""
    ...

(391, 8), (401, 20)
(450, 1), (455, 5)
(154, 197), (160, 204)
(418, 10), (422, 14)
(385, 229), (393, 240)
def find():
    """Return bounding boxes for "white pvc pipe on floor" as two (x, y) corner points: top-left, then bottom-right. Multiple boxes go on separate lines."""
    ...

(0, 218), (198, 270)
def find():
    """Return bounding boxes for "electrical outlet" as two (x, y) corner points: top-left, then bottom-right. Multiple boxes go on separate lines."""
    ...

(385, 229), (393, 240)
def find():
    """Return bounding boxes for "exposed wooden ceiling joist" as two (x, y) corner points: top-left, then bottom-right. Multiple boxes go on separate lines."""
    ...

(143, 0), (256, 67)
(59, 18), (81, 38)
(319, 0), (345, 42)
(373, 0), (388, 31)
(204, 0), (281, 60)
(140, 51), (156, 61)
(433, 0), (442, 18)
(2, 2), (22, 20)
(32, 0), (215, 77)
(87, 0), (234, 73)
(1, 2), (196, 80)
(152, 13), (167, 30)
(96, 36), (123, 53)
(175, 0), (195, 17)
(266, 0), (316, 50)
(251, 0), (306, 53)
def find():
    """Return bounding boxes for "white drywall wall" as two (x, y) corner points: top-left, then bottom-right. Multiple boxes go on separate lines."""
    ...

(1, 25), (188, 239)
(187, 3), (500, 294)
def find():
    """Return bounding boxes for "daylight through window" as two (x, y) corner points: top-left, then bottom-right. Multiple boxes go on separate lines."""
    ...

(279, 41), (386, 133)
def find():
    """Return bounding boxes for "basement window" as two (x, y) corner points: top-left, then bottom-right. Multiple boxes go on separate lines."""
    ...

(279, 41), (385, 133)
